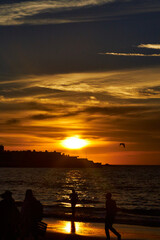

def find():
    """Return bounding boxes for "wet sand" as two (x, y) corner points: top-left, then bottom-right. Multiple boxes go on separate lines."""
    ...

(44, 218), (160, 240)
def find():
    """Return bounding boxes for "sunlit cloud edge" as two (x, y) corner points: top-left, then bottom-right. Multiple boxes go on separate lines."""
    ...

(138, 44), (160, 50)
(100, 52), (160, 57)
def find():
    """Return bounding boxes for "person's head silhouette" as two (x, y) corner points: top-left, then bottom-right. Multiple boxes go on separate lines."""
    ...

(106, 192), (112, 200)
(25, 189), (33, 200)
(1, 190), (12, 200)
(72, 188), (75, 194)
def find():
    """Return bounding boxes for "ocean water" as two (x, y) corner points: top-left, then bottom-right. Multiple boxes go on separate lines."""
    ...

(0, 166), (159, 226)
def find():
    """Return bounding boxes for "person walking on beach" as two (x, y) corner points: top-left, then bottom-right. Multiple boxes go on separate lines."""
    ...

(70, 189), (78, 219)
(0, 190), (20, 240)
(20, 189), (43, 240)
(105, 192), (121, 240)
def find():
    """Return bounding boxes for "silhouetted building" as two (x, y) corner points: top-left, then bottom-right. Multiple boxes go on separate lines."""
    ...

(0, 146), (104, 168)
(0, 145), (4, 152)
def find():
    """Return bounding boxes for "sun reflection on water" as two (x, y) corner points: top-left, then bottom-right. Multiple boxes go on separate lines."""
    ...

(47, 220), (104, 236)
(48, 220), (80, 234)
(63, 221), (81, 234)
(64, 222), (71, 233)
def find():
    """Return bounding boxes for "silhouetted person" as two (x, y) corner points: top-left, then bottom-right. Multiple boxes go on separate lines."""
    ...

(71, 220), (76, 234)
(20, 189), (43, 240)
(70, 189), (78, 220)
(0, 190), (20, 240)
(105, 193), (121, 240)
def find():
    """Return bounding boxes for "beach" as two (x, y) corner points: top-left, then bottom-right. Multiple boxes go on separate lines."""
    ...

(44, 218), (160, 240)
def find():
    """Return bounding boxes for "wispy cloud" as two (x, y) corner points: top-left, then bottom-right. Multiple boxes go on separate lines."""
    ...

(0, 0), (114, 26)
(138, 44), (160, 49)
(100, 42), (160, 58)
(100, 52), (160, 57)
(0, 0), (160, 26)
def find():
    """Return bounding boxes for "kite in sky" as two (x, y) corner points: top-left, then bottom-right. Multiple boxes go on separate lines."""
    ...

(120, 143), (125, 148)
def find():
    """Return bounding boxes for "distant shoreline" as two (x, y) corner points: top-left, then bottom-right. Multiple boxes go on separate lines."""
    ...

(0, 147), (105, 168)
(0, 165), (160, 168)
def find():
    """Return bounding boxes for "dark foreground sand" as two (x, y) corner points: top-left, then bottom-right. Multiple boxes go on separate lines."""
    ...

(44, 219), (160, 240)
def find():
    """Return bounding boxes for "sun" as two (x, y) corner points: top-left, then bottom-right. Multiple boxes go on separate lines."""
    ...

(62, 136), (89, 149)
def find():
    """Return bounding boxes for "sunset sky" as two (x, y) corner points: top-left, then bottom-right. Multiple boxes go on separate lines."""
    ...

(0, 0), (160, 165)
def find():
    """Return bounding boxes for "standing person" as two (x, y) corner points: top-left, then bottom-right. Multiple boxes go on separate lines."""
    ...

(0, 190), (20, 240)
(20, 189), (43, 240)
(105, 193), (121, 240)
(70, 189), (78, 219)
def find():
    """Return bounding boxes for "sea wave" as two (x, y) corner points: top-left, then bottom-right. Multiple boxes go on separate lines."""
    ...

(43, 205), (160, 227)
(16, 201), (160, 227)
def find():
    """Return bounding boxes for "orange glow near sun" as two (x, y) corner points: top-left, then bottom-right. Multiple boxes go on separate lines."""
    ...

(62, 136), (89, 149)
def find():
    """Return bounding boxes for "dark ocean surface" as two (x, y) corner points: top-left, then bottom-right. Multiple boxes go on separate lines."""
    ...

(0, 166), (159, 226)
